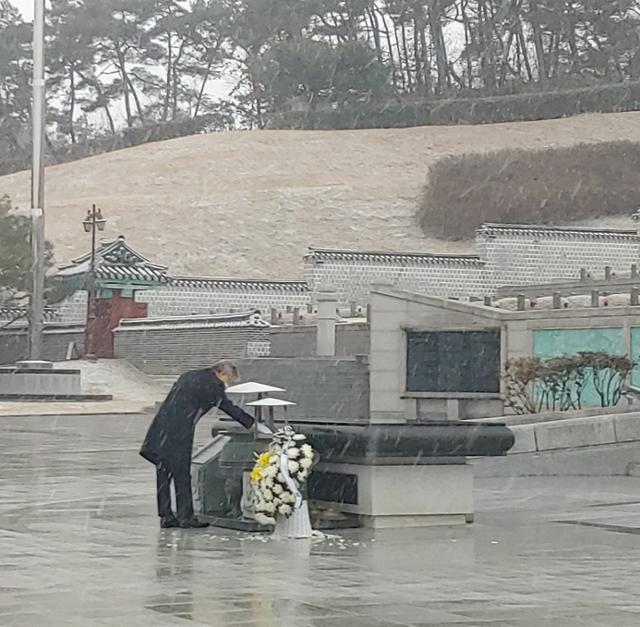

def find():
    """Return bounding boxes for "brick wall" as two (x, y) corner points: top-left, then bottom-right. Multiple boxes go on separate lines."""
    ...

(269, 324), (370, 357)
(0, 326), (84, 365)
(114, 322), (271, 374)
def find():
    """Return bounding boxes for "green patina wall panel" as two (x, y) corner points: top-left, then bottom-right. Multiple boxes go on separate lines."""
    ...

(533, 328), (624, 407)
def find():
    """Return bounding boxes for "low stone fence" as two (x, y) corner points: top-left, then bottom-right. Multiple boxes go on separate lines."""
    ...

(269, 323), (369, 358)
(113, 312), (271, 375)
(506, 411), (640, 454)
(0, 324), (84, 365)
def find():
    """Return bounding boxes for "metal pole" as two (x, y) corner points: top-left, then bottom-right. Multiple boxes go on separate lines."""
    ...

(28, 0), (46, 360)
(84, 206), (97, 357)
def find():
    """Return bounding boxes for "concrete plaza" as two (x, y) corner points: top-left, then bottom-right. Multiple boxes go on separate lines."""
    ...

(1, 413), (640, 627)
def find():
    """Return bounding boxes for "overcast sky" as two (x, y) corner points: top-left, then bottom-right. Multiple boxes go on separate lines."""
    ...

(12, 0), (35, 21)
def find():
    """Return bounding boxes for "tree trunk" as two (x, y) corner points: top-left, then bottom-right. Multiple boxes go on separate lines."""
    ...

(400, 21), (413, 91)
(428, 2), (449, 94)
(516, 25), (534, 82)
(529, 0), (547, 84)
(461, 0), (474, 88)
(391, 16), (407, 91)
(163, 31), (172, 122)
(194, 51), (216, 117)
(171, 40), (186, 119)
(116, 48), (133, 127)
(68, 63), (76, 144)
(126, 72), (146, 124)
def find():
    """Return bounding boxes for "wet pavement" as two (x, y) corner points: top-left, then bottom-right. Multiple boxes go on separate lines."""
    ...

(2, 413), (640, 627)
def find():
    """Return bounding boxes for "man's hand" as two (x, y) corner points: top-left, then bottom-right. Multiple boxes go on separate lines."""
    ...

(256, 423), (273, 436)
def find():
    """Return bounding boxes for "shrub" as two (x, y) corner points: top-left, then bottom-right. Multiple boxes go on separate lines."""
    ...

(504, 353), (635, 414)
(418, 141), (640, 240)
(269, 81), (640, 130)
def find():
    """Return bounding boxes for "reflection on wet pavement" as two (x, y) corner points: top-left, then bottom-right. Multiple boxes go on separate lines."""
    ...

(1, 413), (640, 626)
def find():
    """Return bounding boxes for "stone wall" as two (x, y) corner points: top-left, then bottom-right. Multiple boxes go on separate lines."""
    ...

(305, 225), (640, 305)
(269, 323), (370, 357)
(50, 223), (640, 322)
(0, 325), (84, 365)
(137, 279), (310, 317)
(231, 357), (370, 423)
(304, 249), (487, 305)
(113, 315), (271, 375)
(478, 224), (640, 289)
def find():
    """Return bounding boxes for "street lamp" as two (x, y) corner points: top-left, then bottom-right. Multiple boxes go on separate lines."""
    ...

(83, 204), (106, 358)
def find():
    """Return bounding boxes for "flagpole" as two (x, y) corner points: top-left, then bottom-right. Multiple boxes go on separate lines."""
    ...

(29, 0), (46, 360)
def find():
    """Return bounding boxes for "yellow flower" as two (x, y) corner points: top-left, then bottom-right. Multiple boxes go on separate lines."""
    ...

(256, 452), (271, 467)
(250, 468), (264, 483)
(250, 451), (273, 483)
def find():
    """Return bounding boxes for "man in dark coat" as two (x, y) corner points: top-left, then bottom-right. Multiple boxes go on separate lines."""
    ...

(140, 360), (263, 528)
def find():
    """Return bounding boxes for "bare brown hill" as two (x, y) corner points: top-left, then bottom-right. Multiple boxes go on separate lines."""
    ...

(2, 111), (640, 279)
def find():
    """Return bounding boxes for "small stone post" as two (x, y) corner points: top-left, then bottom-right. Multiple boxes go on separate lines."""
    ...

(270, 308), (279, 325)
(579, 268), (588, 282)
(631, 288), (639, 306)
(552, 292), (561, 309)
(632, 264), (638, 279)
(591, 290), (600, 307)
(316, 287), (338, 356)
(293, 307), (301, 325)
(516, 294), (526, 311)
(605, 266), (612, 281)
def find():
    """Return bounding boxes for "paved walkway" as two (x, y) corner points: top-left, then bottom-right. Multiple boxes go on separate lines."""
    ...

(2, 413), (640, 627)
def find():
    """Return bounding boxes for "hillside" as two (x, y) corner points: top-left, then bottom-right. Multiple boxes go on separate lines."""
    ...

(2, 111), (640, 280)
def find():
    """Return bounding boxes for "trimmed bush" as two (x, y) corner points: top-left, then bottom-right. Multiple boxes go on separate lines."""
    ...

(269, 81), (640, 130)
(418, 141), (640, 240)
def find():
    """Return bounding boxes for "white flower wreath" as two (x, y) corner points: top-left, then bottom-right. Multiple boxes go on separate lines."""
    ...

(250, 426), (316, 526)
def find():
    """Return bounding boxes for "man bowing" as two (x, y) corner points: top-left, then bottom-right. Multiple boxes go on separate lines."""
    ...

(140, 360), (270, 528)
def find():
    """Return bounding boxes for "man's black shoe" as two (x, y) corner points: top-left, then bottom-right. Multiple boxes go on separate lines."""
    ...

(160, 515), (179, 528)
(178, 517), (210, 529)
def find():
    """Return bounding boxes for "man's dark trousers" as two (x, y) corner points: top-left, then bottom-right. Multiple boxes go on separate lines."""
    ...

(156, 461), (194, 521)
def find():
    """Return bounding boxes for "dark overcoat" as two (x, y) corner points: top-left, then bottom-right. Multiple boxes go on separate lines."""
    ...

(140, 368), (254, 467)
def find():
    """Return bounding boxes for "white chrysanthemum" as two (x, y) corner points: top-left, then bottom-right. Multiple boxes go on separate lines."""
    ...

(264, 501), (276, 514)
(263, 465), (278, 478)
(278, 504), (292, 516)
(269, 455), (278, 464)
(297, 470), (309, 481)
(282, 491), (296, 504)
(299, 457), (313, 470)
(300, 444), (313, 457)
(264, 477), (274, 488)
(293, 434), (306, 441)
(276, 472), (285, 483)
(272, 483), (283, 495)
(263, 489), (274, 502)
(288, 460), (300, 473)
(287, 447), (300, 459)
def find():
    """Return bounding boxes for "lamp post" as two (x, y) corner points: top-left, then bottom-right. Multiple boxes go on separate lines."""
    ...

(28, 0), (46, 360)
(82, 205), (106, 358)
